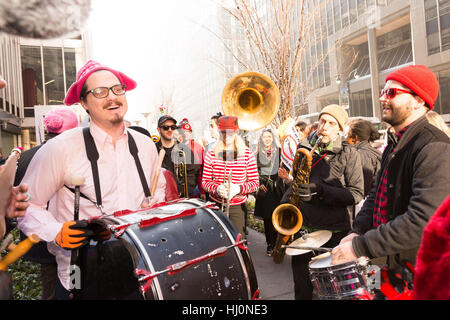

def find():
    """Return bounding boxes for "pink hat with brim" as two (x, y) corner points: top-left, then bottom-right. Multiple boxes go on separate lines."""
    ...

(64, 60), (137, 106)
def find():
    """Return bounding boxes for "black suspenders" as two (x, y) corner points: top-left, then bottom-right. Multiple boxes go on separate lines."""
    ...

(66, 127), (151, 210)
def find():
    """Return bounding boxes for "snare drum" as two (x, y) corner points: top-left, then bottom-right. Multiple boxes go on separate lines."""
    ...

(309, 255), (371, 300)
(76, 199), (258, 300)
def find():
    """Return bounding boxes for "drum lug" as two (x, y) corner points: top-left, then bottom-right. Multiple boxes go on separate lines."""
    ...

(329, 271), (341, 299)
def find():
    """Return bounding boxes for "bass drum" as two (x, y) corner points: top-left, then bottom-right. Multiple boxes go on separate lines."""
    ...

(77, 199), (259, 300)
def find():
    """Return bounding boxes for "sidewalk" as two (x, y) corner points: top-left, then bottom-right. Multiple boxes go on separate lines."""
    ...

(246, 228), (294, 300)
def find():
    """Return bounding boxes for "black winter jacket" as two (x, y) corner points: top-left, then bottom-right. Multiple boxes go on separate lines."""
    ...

(283, 136), (364, 231)
(352, 116), (450, 265)
(353, 140), (381, 197)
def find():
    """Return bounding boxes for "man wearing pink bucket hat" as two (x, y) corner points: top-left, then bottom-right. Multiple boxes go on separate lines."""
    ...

(17, 60), (166, 299)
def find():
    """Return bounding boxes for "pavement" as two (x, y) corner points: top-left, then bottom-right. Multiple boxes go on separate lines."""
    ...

(246, 228), (294, 300)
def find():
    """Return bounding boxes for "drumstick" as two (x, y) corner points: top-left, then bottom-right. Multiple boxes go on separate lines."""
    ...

(281, 245), (332, 253)
(150, 149), (165, 197)
(311, 252), (332, 261)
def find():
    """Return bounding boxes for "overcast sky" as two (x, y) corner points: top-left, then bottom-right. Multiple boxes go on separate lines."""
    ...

(85, 0), (220, 124)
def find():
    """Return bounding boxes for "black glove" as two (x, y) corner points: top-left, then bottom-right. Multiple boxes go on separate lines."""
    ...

(294, 182), (323, 202)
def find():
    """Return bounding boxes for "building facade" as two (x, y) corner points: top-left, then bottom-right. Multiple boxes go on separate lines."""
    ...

(0, 34), (86, 155)
(299, 0), (450, 123)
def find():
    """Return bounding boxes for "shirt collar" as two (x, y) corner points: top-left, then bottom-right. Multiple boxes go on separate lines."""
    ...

(89, 121), (128, 146)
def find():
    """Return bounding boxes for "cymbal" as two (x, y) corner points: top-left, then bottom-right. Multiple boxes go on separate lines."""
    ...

(285, 230), (332, 256)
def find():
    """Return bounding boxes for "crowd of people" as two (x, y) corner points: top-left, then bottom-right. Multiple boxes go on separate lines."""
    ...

(1, 59), (450, 301)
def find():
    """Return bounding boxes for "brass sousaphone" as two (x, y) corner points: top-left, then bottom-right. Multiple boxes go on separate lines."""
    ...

(222, 71), (280, 131)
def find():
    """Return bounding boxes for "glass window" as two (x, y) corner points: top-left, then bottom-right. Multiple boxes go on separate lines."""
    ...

(21, 46), (44, 107)
(425, 0), (438, 21)
(43, 47), (64, 105)
(349, 0), (357, 24)
(357, 0), (366, 17)
(440, 12), (450, 50)
(327, 1), (334, 35)
(342, 0), (349, 28)
(64, 48), (77, 94)
(333, 0), (341, 32)
(436, 69), (450, 114)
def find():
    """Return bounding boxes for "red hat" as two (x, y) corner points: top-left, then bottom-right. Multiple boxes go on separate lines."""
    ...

(385, 65), (439, 109)
(218, 116), (239, 131)
(64, 60), (137, 106)
(181, 122), (192, 132)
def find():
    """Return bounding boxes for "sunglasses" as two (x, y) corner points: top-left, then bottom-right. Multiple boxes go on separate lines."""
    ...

(160, 125), (178, 131)
(85, 84), (126, 99)
(379, 88), (413, 99)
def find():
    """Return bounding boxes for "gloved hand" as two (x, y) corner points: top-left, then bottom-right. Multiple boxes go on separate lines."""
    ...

(228, 183), (242, 199)
(55, 220), (93, 250)
(294, 182), (323, 202)
(216, 184), (229, 198)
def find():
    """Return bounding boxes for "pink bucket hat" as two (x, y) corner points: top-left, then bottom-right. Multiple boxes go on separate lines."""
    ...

(44, 107), (79, 134)
(64, 60), (137, 106)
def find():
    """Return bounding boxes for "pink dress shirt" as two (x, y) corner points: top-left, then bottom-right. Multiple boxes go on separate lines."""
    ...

(18, 122), (165, 289)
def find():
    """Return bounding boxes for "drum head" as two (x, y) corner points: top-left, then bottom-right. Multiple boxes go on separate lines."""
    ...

(309, 255), (333, 269)
(285, 230), (332, 256)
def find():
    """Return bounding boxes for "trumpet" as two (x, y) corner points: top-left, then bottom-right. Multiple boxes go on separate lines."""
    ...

(271, 135), (323, 264)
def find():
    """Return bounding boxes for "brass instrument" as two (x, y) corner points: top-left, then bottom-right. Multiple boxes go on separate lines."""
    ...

(271, 135), (323, 264)
(222, 71), (280, 131)
(174, 149), (188, 198)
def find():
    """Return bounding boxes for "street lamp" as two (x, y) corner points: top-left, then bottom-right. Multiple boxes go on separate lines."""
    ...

(336, 69), (359, 112)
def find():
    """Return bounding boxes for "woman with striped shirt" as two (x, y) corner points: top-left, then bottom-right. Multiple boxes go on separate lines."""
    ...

(202, 116), (259, 237)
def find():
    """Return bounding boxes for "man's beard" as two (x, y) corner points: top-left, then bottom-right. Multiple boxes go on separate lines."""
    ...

(103, 100), (125, 125)
(382, 102), (412, 127)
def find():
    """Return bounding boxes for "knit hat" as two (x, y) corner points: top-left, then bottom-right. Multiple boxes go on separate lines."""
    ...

(319, 104), (348, 130)
(64, 60), (137, 106)
(180, 122), (192, 132)
(44, 107), (79, 134)
(218, 116), (239, 131)
(385, 65), (439, 109)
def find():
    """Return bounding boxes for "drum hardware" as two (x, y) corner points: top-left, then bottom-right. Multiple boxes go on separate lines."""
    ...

(135, 233), (248, 295)
(95, 202), (219, 238)
(309, 255), (372, 300)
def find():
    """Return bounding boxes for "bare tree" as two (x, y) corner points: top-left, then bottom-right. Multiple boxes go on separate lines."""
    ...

(209, 0), (348, 126)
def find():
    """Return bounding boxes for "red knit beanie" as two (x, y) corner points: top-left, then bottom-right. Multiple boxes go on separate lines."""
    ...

(385, 65), (439, 109)
(218, 116), (239, 131)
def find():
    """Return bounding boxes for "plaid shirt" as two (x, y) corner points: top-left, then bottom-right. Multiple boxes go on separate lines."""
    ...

(373, 125), (410, 227)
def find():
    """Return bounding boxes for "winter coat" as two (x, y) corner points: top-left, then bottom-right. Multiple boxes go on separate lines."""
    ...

(283, 136), (364, 231)
(352, 116), (450, 266)
(353, 140), (381, 198)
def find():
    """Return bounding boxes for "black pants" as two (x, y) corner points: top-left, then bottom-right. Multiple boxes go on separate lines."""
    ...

(263, 216), (277, 248)
(54, 277), (70, 300)
(291, 231), (348, 300)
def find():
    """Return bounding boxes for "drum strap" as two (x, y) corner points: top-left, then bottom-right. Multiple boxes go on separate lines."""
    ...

(65, 127), (151, 209)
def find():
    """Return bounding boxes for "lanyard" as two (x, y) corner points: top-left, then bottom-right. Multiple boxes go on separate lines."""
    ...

(311, 152), (328, 169)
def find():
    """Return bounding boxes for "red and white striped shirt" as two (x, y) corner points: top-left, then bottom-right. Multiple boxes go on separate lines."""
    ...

(202, 148), (259, 206)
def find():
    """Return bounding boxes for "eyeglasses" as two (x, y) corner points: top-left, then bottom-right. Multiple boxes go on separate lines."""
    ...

(379, 88), (413, 99)
(85, 84), (127, 99)
(160, 125), (178, 131)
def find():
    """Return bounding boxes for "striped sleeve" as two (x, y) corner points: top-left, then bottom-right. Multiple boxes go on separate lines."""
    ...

(201, 150), (220, 194)
(241, 148), (259, 195)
